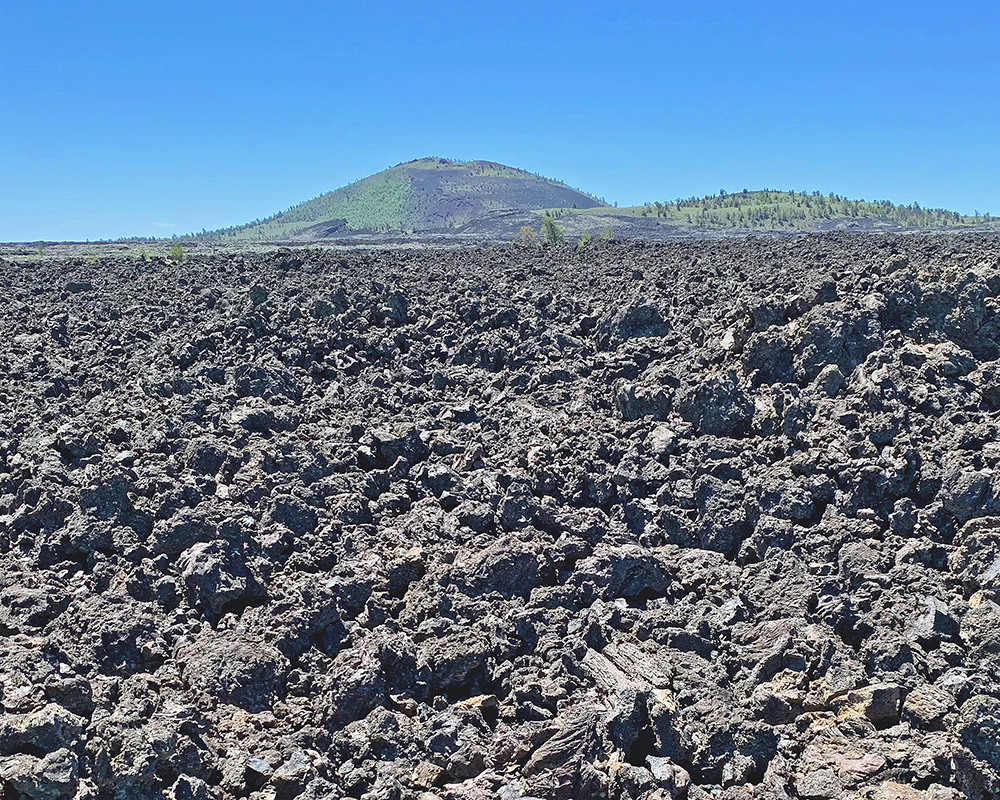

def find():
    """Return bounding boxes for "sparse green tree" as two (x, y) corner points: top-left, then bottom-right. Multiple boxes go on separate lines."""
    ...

(519, 226), (537, 247)
(541, 216), (565, 247)
(601, 227), (614, 241)
(37, 244), (45, 258)
(170, 243), (186, 263)
(577, 231), (591, 248)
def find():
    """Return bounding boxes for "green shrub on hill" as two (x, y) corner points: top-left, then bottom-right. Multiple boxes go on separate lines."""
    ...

(630, 189), (985, 230)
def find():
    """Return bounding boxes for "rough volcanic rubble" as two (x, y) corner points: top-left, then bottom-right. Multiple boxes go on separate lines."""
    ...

(2, 234), (1000, 800)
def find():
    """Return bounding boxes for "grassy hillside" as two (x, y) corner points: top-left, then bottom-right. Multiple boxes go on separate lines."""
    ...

(546, 189), (994, 231)
(197, 158), (607, 241)
(200, 171), (418, 241)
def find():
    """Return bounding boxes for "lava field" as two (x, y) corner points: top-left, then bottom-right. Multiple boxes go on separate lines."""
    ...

(3, 234), (1000, 800)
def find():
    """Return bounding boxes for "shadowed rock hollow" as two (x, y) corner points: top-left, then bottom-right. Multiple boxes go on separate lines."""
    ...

(2, 234), (1000, 799)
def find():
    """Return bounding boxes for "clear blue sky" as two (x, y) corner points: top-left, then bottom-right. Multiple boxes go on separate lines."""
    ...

(2, 0), (997, 241)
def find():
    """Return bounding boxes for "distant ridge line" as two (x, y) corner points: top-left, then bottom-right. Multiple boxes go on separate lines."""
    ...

(160, 157), (998, 243)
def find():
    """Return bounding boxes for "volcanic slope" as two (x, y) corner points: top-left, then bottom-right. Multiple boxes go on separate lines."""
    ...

(559, 189), (995, 232)
(459, 193), (999, 242)
(203, 158), (607, 240)
(6, 235), (1000, 799)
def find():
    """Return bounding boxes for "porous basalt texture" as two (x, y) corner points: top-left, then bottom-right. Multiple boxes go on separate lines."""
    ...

(2, 234), (1000, 800)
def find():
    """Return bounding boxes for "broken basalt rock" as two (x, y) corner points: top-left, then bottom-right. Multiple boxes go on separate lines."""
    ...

(1, 234), (999, 799)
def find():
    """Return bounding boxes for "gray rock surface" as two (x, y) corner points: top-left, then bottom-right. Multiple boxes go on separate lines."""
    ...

(1, 234), (1000, 798)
